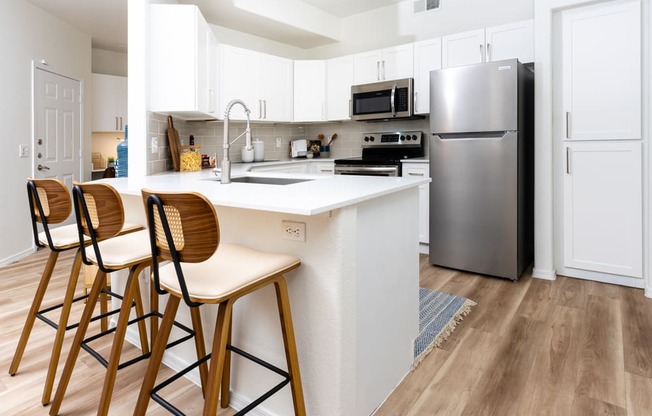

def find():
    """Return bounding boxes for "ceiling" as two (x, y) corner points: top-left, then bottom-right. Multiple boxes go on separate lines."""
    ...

(25, 0), (406, 52)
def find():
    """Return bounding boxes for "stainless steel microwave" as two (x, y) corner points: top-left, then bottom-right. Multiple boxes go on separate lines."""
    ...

(351, 78), (416, 121)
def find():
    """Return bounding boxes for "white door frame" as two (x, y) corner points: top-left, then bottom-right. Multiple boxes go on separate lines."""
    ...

(32, 61), (84, 182)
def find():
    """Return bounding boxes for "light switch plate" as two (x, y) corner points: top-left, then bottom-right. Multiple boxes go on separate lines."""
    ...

(19, 144), (29, 158)
(151, 137), (158, 154)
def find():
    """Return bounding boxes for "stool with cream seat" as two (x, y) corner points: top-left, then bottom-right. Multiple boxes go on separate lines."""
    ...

(8, 178), (141, 406)
(134, 190), (306, 416)
(48, 182), (206, 416)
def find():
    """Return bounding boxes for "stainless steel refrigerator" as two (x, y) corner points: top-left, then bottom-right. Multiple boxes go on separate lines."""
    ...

(429, 59), (534, 281)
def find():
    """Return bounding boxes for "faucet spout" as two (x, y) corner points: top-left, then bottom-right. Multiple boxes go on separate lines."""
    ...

(221, 99), (251, 184)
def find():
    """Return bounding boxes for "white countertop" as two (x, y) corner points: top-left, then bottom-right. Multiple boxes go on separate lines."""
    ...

(98, 161), (429, 216)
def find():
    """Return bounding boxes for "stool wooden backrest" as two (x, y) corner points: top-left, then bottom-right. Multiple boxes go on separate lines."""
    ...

(27, 178), (72, 249)
(72, 182), (126, 271)
(142, 189), (220, 307)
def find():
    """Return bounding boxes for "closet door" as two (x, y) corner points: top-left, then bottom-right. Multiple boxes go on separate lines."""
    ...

(561, 0), (641, 141)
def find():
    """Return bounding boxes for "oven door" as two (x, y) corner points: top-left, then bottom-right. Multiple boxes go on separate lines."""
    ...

(334, 165), (399, 177)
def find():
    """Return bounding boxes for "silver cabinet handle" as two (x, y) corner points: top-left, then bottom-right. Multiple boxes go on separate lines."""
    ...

(349, 99), (352, 118)
(377, 61), (381, 80)
(264, 100), (267, 119)
(115, 116), (118, 131)
(566, 147), (571, 174)
(566, 112), (571, 139)
(38, 164), (50, 171)
(479, 44), (484, 62)
(258, 99), (263, 119)
(382, 60), (386, 80)
(120, 117), (123, 131)
(486, 43), (491, 62)
(408, 172), (425, 176)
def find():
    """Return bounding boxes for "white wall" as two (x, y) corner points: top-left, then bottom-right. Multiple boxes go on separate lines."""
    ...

(92, 48), (128, 76)
(0, 0), (92, 265)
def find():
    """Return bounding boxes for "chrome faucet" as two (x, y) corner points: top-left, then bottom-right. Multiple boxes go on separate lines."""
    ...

(219, 99), (252, 184)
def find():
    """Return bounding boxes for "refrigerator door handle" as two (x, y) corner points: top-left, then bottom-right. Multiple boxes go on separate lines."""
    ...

(437, 132), (509, 141)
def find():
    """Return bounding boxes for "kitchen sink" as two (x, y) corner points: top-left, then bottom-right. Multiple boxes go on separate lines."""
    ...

(222, 177), (312, 185)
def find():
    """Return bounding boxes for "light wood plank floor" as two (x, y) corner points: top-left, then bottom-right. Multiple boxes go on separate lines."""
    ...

(2, 249), (652, 415)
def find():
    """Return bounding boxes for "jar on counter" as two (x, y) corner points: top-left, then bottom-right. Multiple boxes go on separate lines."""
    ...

(180, 146), (201, 171)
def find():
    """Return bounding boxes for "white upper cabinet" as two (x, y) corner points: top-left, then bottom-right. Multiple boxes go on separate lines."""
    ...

(353, 43), (414, 84)
(150, 4), (218, 119)
(561, 0), (641, 141)
(413, 38), (442, 115)
(442, 20), (533, 68)
(485, 20), (534, 63)
(326, 55), (354, 121)
(219, 45), (293, 122)
(91, 74), (127, 132)
(294, 60), (326, 122)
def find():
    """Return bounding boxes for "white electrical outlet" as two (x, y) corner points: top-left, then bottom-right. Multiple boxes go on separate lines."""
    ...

(276, 137), (282, 148)
(282, 220), (306, 242)
(151, 137), (158, 154)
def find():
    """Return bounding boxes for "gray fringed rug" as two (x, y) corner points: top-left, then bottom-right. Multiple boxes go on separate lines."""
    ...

(413, 288), (476, 368)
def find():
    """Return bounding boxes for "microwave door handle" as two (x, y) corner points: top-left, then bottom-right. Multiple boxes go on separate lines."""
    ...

(391, 84), (397, 116)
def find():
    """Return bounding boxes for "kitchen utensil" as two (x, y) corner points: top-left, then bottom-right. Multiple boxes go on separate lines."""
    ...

(318, 133), (325, 142)
(167, 116), (181, 171)
(327, 133), (338, 146)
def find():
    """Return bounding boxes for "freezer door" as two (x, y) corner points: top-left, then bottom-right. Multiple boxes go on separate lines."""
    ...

(430, 59), (519, 134)
(429, 131), (520, 279)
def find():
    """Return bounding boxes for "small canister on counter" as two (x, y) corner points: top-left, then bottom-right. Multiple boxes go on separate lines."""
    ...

(180, 146), (201, 171)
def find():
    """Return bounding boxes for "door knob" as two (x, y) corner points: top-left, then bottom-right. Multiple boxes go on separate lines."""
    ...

(37, 152), (43, 159)
(37, 164), (50, 171)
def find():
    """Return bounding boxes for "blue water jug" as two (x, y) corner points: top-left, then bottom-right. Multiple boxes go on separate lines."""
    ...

(116, 125), (128, 177)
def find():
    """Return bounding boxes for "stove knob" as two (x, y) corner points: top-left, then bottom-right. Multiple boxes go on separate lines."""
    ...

(364, 136), (369, 142)
(411, 134), (417, 141)
(370, 136), (375, 142)
(400, 135), (405, 141)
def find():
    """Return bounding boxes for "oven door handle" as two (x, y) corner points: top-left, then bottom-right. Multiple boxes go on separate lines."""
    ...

(390, 84), (397, 116)
(335, 166), (399, 175)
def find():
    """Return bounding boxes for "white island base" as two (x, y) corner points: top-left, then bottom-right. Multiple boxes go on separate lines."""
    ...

(111, 173), (422, 416)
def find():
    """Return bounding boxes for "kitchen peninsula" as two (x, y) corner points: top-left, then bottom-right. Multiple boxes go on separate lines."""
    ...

(100, 167), (428, 416)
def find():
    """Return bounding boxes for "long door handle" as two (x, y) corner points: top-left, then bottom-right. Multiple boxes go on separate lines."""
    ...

(566, 147), (571, 174)
(566, 112), (571, 139)
(38, 164), (50, 171)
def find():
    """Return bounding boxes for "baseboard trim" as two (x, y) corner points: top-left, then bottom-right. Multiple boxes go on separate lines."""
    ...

(532, 267), (556, 280)
(0, 246), (36, 267)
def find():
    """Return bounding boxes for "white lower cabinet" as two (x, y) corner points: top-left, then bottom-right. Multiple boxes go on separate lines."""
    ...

(563, 141), (642, 278)
(402, 162), (429, 252)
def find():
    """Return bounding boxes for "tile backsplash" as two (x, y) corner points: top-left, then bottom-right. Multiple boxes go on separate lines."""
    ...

(147, 112), (430, 175)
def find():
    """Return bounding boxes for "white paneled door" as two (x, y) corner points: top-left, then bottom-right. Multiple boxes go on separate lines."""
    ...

(33, 67), (82, 191)
(563, 142), (642, 278)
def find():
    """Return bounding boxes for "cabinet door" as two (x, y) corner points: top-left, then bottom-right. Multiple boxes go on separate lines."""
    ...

(196, 16), (218, 115)
(563, 141), (642, 278)
(561, 0), (641, 140)
(219, 45), (260, 120)
(92, 74), (126, 132)
(353, 49), (383, 84)
(413, 38), (442, 114)
(402, 163), (430, 245)
(382, 43), (414, 81)
(485, 20), (534, 63)
(261, 54), (293, 122)
(326, 55), (354, 121)
(294, 60), (326, 122)
(442, 29), (485, 68)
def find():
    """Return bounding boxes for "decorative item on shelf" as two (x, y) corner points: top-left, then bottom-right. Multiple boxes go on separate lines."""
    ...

(180, 144), (202, 171)
(201, 154), (210, 168)
(253, 140), (265, 162)
(103, 157), (116, 178)
(106, 156), (115, 167)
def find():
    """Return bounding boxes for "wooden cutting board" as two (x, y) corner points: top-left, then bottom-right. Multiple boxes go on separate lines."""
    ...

(167, 115), (181, 171)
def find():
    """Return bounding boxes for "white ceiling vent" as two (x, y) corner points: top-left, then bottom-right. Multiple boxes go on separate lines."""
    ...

(413, 0), (441, 13)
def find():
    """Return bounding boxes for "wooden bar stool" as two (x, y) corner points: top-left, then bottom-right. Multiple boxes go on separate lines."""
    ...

(134, 190), (306, 416)
(8, 178), (140, 406)
(48, 182), (204, 416)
